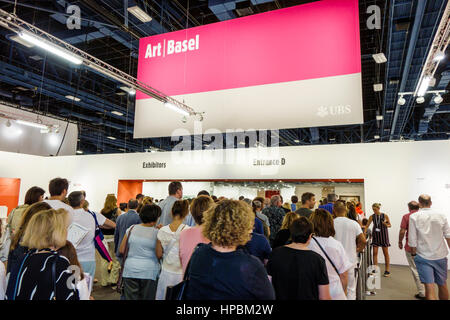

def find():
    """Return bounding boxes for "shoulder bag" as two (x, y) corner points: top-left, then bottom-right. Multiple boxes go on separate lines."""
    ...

(116, 225), (136, 294)
(312, 237), (340, 276)
(88, 210), (112, 263)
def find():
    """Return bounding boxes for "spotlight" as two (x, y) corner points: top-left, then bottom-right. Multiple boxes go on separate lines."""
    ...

(434, 51), (445, 62)
(398, 95), (406, 106)
(416, 96), (425, 104)
(433, 94), (443, 104)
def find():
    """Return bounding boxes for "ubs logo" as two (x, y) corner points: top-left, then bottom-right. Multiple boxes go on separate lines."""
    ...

(317, 105), (352, 118)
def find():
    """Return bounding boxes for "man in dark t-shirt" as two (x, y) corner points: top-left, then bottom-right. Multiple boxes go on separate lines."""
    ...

(267, 217), (331, 300)
(295, 192), (316, 219)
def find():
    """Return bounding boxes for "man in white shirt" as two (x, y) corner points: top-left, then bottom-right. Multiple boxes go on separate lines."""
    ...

(333, 201), (366, 300)
(409, 194), (450, 300)
(44, 177), (75, 224)
(68, 191), (116, 279)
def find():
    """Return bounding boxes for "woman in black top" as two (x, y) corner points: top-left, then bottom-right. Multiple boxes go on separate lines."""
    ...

(184, 200), (274, 300)
(7, 202), (52, 274)
(272, 212), (300, 249)
(267, 217), (331, 300)
(6, 208), (79, 300)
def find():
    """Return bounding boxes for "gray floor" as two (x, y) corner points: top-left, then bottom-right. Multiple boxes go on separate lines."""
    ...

(90, 264), (450, 300)
(365, 264), (450, 300)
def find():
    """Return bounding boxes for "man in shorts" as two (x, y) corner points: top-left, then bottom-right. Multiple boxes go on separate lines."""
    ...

(409, 194), (450, 300)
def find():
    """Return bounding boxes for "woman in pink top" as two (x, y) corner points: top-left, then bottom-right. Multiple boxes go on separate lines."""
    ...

(179, 195), (214, 274)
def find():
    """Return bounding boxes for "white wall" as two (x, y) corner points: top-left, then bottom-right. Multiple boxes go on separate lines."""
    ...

(0, 104), (77, 156)
(0, 139), (449, 267)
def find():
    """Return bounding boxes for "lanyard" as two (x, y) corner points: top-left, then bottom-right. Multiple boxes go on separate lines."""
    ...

(375, 214), (382, 227)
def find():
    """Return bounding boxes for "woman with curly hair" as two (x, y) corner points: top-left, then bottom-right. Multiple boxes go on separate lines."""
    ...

(184, 200), (275, 300)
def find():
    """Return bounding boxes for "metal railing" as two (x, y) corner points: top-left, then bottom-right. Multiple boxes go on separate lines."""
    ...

(356, 232), (372, 300)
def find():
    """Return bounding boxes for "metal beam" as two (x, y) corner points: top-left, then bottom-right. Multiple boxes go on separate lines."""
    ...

(390, 0), (427, 140)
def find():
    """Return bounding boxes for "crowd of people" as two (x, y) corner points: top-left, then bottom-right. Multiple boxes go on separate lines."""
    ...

(0, 178), (448, 300)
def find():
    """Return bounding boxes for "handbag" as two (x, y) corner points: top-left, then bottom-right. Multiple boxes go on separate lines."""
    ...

(165, 243), (202, 300)
(88, 210), (112, 263)
(116, 225), (135, 294)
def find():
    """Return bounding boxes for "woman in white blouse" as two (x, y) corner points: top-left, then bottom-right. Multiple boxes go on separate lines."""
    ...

(308, 209), (353, 300)
(155, 200), (190, 300)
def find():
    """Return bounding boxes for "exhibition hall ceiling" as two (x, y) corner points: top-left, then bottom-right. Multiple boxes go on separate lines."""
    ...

(0, 0), (448, 154)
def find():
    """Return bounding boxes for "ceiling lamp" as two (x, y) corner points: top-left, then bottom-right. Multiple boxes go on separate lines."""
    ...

(376, 115), (383, 121)
(397, 95), (406, 106)
(433, 93), (443, 104)
(111, 111), (124, 116)
(19, 32), (83, 65)
(106, 136), (117, 140)
(294, 139), (300, 143)
(416, 96), (425, 104)
(65, 95), (81, 102)
(374, 135), (380, 139)
(76, 150), (83, 154)
(372, 53), (387, 63)
(373, 83), (383, 92)
(127, 5), (152, 23)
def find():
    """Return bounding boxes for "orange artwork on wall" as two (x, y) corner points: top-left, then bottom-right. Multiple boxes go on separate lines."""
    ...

(0, 178), (21, 215)
(117, 180), (143, 206)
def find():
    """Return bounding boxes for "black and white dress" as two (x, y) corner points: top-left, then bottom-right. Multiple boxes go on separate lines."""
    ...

(5, 249), (80, 300)
(370, 213), (390, 247)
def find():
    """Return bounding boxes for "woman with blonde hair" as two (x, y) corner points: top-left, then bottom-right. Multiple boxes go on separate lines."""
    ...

(5, 209), (80, 300)
(99, 194), (120, 287)
(6, 202), (52, 273)
(364, 203), (391, 277)
(184, 200), (274, 300)
(272, 212), (300, 249)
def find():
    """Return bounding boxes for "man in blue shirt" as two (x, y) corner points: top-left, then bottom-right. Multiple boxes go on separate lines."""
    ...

(158, 181), (195, 227)
(114, 199), (142, 262)
(319, 193), (336, 216)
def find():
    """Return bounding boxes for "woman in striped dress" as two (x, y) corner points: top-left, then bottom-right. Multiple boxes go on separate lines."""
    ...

(364, 203), (391, 277)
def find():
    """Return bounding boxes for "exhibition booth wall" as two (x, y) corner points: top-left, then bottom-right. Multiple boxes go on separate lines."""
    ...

(0, 139), (449, 267)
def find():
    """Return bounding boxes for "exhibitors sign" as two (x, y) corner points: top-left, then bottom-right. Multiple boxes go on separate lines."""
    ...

(135, 0), (363, 138)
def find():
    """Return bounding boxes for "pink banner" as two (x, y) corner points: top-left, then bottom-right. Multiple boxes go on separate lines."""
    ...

(137, 0), (360, 100)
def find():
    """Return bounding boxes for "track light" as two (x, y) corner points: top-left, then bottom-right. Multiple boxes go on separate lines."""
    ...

(398, 95), (406, 106)
(19, 32), (83, 65)
(417, 76), (431, 97)
(164, 102), (190, 116)
(434, 51), (445, 62)
(120, 86), (136, 95)
(433, 94), (443, 104)
(416, 96), (425, 104)
(16, 119), (48, 129)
